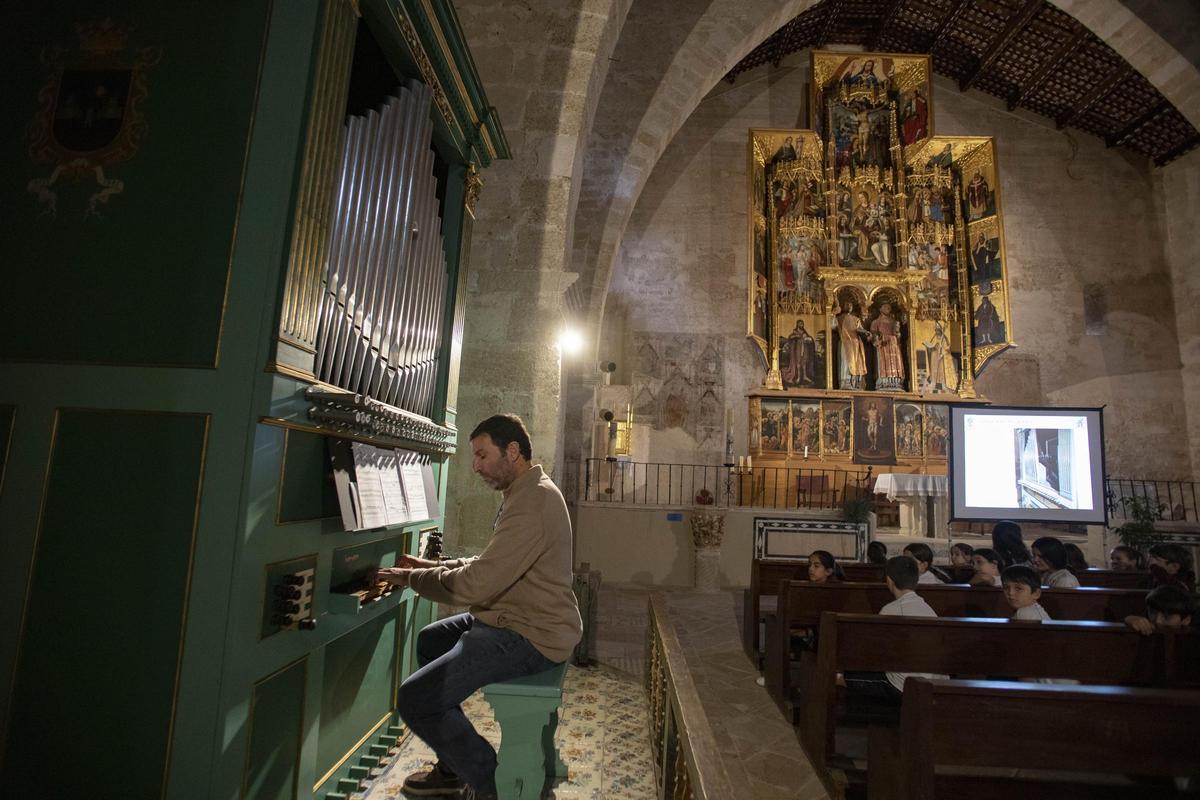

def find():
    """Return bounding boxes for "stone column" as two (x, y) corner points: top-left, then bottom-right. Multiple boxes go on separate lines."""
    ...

(447, 0), (629, 552)
(1159, 148), (1200, 481)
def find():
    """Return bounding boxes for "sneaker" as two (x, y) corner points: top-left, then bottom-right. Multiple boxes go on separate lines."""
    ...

(401, 761), (464, 796)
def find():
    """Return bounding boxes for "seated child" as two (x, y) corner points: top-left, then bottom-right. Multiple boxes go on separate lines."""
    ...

(949, 542), (974, 568)
(1124, 584), (1195, 635)
(904, 542), (948, 584)
(808, 549), (845, 582)
(1109, 544), (1145, 571)
(1002, 565), (1049, 620)
(791, 551), (845, 654)
(866, 540), (888, 565)
(841, 556), (942, 700)
(1031, 536), (1080, 588)
(1064, 542), (1090, 572)
(1148, 543), (1197, 593)
(969, 547), (1004, 586)
(1003, 565), (1081, 684)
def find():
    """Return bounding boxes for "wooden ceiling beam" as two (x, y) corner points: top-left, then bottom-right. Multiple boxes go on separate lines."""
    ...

(927, 0), (970, 51)
(1056, 63), (1132, 129)
(1006, 24), (1087, 111)
(1154, 132), (1200, 166)
(961, 0), (1043, 91)
(1106, 99), (1169, 147)
(816, 0), (844, 46)
(870, 0), (906, 50)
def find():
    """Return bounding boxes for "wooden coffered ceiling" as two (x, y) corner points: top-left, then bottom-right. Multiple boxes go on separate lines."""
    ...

(726, 0), (1199, 166)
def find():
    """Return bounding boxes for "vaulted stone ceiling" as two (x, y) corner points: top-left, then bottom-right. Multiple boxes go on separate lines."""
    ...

(726, 0), (1200, 167)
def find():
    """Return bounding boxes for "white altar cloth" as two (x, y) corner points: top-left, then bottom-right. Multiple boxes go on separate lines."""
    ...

(873, 474), (949, 537)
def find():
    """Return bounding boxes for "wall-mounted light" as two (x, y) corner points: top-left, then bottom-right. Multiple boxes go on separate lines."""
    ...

(558, 327), (584, 356)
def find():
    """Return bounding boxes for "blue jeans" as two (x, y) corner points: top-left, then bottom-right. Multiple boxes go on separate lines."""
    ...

(397, 613), (556, 794)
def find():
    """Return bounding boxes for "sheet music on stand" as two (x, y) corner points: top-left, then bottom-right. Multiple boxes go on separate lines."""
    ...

(351, 442), (390, 529)
(378, 448), (410, 524)
(328, 440), (436, 531)
(399, 456), (429, 522)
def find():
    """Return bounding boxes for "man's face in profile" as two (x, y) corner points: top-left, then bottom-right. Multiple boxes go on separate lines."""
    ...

(471, 434), (518, 490)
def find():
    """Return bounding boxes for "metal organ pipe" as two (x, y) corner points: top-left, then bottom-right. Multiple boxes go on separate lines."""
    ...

(314, 80), (448, 423)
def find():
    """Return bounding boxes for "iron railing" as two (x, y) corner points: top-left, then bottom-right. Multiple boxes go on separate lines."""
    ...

(582, 461), (1200, 524)
(1106, 478), (1200, 524)
(582, 457), (873, 510)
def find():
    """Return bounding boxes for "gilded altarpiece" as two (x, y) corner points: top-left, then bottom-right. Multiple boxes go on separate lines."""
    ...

(745, 52), (1014, 471)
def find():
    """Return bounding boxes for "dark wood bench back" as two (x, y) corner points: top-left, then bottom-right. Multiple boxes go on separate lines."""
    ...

(888, 678), (1200, 799)
(743, 559), (811, 659)
(802, 613), (1197, 769)
(1074, 568), (1152, 589)
(744, 558), (1152, 662)
(841, 562), (884, 582)
(778, 580), (1148, 628)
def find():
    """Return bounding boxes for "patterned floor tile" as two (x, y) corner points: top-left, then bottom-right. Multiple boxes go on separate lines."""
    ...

(360, 663), (656, 800)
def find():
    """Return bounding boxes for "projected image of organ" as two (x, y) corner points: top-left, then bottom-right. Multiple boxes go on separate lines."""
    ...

(1014, 428), (1076, 509)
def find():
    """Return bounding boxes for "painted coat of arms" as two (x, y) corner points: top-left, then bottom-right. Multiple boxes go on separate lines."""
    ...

(26, 19), (161, 219)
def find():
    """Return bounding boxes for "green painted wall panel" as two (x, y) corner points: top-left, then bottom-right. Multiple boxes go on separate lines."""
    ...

(2, 409), (208, 797)
(243, 658), (307, 800)
(278, 430), (339, 524)
(0, 406), (13, 497)
(316, 611), (397, 782)
(1, 1), (271, 366)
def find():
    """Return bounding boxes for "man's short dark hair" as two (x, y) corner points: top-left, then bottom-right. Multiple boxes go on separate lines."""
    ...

(885, 555), (919, 590)
(470, 414), (532, 461)
(1146, 585), (1196, 619)
(1001, 564), (1041, 592)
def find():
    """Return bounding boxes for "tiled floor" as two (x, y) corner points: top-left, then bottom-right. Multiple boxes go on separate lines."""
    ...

(361, 662), (656, 799)
(362, 584), (827, 800)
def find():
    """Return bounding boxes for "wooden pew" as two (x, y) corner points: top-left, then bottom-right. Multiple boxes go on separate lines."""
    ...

(1074, 568), (1153, 589)
(764, 580), (1151, 716)
(745, 559), (976, 663)
(870, 678), (1200, 799)
(800, 613), (1198, 792)
(742, 558), (809, 663)
(841, 563), (885, 583)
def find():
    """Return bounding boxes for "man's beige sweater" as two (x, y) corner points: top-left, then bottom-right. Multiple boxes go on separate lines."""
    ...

(407, 465), (582, 662)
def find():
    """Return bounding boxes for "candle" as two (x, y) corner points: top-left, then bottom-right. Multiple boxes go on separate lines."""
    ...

(747, 455), (753, 469)
(726, 406), (733, 430)
(804, 445), (809, 459)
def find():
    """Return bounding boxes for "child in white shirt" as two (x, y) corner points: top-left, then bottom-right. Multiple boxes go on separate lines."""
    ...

(840, 556), (942, 700)
(1031, 536), (1080, 588)
(904, 542), (947, 584)
(1004, 565), (1084, 685)
(1003, 565), (1050, 620)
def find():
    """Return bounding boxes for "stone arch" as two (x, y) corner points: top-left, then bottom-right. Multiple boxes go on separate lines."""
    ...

(579, 0), (1200, 349)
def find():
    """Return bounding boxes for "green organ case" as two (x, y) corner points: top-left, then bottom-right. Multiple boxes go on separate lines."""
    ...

(0, 2), (509, 798)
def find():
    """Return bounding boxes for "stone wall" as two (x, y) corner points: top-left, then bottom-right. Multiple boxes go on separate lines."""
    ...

(448, 0), (630, 552)
(1158, 147), (1200, 479)
(601, 51), (1195, 480)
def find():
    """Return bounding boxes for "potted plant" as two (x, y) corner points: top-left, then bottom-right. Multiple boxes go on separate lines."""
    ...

(1115, 495), (1165, 553)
